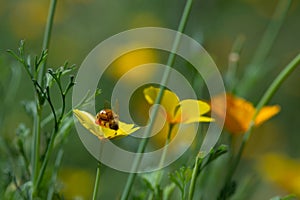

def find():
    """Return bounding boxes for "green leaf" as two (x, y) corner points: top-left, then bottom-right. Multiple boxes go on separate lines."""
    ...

(140, 172), (160, 192)
(163, 183), (176, 200)
(16, 123), (30, 138)
(200, 145), (228, 172)
(218, 181), (236, 200)
(6, 50), (23, 63)
(140, 171), (164, 199)
(169, 166), (192, 199)
(54, 116), (74, 147)
(270, 194), (297, 200)
(18, 40), (25, 55)
(45, 72), (54, 88)
(21, 100), (36, 118)
(26, 55), (32, 71)
(4, 65), (22, 104)
(35, 50), (48, 72)
(95, 88), (102, 96)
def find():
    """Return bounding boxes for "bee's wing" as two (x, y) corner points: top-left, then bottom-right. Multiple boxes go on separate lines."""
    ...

(73, 109), (105, 139)
(112, 99), (119, 117)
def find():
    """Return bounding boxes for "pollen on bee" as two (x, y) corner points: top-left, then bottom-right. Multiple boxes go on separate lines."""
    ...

(96, 109), (119, 131)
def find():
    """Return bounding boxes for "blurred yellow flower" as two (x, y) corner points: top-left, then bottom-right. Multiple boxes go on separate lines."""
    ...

(108, 48), (158, 80)
(59, 167), (94, 199)
(143, 86), (213, 146)
(129, 12), (162, 28)
(9, 0), (64, 39)
(257, 153), (300, 196)
(73, 109), (139, 140)
(211, 93), (280, 135)
(9, 1), (48, 39)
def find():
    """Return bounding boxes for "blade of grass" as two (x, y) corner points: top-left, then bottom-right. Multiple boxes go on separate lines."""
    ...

(225, 35), (245, 92)
(32, 0), (57, 197)
(38, 0), (57, 85)
(188, 152), (204, 200)
(120, 0), (194, 199)
(92, 142), (104, 200)
(237, 0), (292, 96)
(92, 161), (101, 200)
(47, 148), (64, 200)
(251, 0), (292, 67)
(31, 104), (42, 197)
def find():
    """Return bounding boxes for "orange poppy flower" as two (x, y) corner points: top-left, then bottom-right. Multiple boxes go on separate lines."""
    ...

(211, 93), (280, 135)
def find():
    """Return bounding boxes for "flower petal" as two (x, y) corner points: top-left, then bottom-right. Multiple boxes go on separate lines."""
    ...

(211, 93), (254, 134)
(143, 86), (180, 121)
(73, 109), (140, 140)
(151, 123), (197, 152)
(255, 105), (281, 126)
(211, 93), (280, 135)
(151, 123), (172, 148)
(119, 121), (140, 135)
(174, 99), (213, 124)
(73, 109), (104, 139)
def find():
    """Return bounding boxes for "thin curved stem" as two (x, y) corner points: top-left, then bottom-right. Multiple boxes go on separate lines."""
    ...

(153, 124), (175, 188)
(38, 0), (57, 84)
(92, 161), (101, 200)
(47, 148), (64, 200)
(223, 53), (300, 198)
(238, 0), (292, 96)
(31, 104), (42, 196)
(188, 152), (203, 200)
(120, 0), (194, 199)
(31, 0), (57, 197)
(250, 0), (292, 67)
(92, 142), (104, 200)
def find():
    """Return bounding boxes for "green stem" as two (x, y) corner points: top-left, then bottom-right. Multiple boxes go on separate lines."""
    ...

(92, 161), (101, 200)
(34, 128), (57, 193)
(225, 35), (245, 92)
(35, 82), (68, 190)
(47, 148), (64, 200)
(156, 124), (174, 180)
(18, 139), (31, 178)
(238, 0), (292, 96)
(253, 54), (300, 121)
(188, 152), (203, 200)
(120, 1), (194, 200)
(38, 0), (57, 84)
(148, 124), (174, 199)
(31, 104), (42, 197)
(250, 0), (292, 67)
(223, 53), (300, 198)
(92, 143), (103, 200)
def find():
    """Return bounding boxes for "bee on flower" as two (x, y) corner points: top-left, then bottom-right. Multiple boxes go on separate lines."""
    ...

(73, 108), (139, 140)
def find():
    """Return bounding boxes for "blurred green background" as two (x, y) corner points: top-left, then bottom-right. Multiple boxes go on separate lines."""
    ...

(1, 0), (300, 199)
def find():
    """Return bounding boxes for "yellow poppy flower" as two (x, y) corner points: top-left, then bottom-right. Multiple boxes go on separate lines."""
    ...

(144, 86), (213, 124)
(143, 86), (213, 146)
(257, 153), (300, 196)
(73, 109), (139, 140)
(211, 93), (280, 135)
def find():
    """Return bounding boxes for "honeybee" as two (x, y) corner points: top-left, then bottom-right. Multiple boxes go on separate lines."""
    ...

(95, 109), (119, 130)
